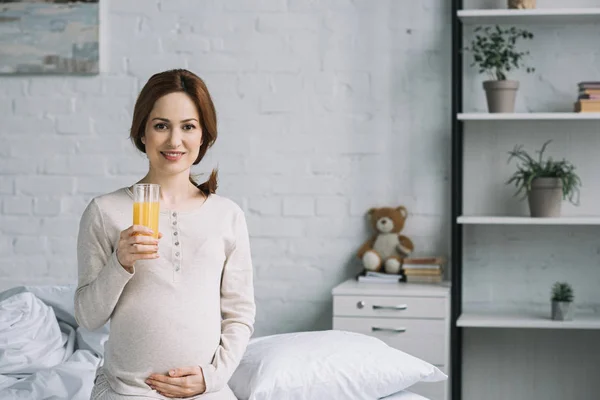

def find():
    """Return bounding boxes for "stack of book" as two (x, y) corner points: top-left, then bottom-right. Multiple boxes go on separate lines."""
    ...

(357, 257), (445, 284)
(574, 81), (600, 112)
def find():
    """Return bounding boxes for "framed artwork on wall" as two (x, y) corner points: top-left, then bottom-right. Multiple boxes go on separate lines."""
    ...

(0, 0), (99, 75)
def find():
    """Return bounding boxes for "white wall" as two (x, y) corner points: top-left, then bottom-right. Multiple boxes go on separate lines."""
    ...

(0, 0), (451, 337)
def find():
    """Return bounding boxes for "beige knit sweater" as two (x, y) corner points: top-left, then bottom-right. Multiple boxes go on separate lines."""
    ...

(74, 187), (255, 398)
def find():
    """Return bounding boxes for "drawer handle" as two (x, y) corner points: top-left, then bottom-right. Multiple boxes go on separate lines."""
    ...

(372, 327), (406, 333)
(372, 304), (408, 311)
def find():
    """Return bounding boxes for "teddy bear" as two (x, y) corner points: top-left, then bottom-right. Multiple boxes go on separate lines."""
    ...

(356, 206), (414, 274)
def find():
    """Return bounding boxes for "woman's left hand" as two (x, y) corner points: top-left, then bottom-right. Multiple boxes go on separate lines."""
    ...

(146, 366), (206, 398)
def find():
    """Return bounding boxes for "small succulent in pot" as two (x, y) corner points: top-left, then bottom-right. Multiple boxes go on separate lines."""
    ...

(551, 281), (574, 321)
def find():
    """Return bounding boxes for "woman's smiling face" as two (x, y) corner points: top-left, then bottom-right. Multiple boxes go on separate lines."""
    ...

(142, 92), (203, 176)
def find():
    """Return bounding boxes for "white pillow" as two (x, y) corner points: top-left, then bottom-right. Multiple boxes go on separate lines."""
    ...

(381, 390), (431, 400)
(229, 330), (447, 400)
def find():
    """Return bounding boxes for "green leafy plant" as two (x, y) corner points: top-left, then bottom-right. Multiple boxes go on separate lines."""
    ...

(551, 282), (574, 302)
(506, 140), (582, 205)
(464, 25), (535, 81)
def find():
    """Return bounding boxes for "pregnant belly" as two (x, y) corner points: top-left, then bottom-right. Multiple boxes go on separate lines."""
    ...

(104, 291), (221, 387)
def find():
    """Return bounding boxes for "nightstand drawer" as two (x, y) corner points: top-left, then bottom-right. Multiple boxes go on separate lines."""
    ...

(333, 317), (446, 365)
(334, 295), (446, 319)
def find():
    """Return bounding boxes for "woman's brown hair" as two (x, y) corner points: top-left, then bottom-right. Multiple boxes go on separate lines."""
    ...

(129, 69), (218, 196)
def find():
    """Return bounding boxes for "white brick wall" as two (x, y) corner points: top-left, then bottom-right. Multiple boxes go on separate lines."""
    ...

(0, 0), (451, 337)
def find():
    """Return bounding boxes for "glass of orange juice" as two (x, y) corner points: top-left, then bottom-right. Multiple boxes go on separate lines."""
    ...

(132, 183), (160, 239)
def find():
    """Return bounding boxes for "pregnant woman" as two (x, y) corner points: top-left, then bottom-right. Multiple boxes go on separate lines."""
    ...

(74, 69), (255, 399)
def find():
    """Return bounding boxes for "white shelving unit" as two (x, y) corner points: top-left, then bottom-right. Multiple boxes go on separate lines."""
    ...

(452, 6), (600, 400)
(456, 6), (600, 326)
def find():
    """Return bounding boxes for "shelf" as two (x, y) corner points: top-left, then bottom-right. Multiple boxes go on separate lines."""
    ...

(458, 8), (600, 25)
(457, 216), (600, 225)
(458, 309), (600, 329)
(458, 112), (600, 121)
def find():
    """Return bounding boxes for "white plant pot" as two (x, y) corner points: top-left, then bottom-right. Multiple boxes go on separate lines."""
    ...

(552, 301), (573, 321)
(483, 80), (519, 113)
(528, 177), (563, 218)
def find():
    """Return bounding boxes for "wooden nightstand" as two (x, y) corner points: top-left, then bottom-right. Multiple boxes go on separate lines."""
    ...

(332, 279), (450, 400)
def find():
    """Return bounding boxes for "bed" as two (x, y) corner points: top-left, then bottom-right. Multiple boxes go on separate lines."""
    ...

(0, 285), (445, 399)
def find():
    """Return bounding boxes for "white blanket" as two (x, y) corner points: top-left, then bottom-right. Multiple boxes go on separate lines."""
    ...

(0, 285), (109, 400)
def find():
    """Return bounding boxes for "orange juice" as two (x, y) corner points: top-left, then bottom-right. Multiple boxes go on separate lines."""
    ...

(133, 201), (160, 239)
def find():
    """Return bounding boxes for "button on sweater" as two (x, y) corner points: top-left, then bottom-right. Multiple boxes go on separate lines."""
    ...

(74, 187), (256, 398)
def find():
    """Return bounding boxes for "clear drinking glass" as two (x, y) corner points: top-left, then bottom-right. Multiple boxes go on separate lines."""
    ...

(132, 183), (160, 239)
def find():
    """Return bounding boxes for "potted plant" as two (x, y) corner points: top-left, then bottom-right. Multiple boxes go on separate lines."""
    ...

(506, 140), (582, 217)
(508, 0), (536, 9)
(551, 282), (574, 321)
(463, 25), (535, 113)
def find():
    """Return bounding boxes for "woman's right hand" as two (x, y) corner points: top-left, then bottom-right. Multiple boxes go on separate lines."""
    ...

(116, 225), (161, 272)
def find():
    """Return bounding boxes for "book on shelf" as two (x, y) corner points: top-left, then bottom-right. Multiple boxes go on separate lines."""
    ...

(402, 256), (445, 265)
(405, 275), (443, 283)
(357, 271), (404, 284)
(356, 271), (444, 284)
(402, 256), (445, 270)
(356, 262), (445, 284)
(578, 93), (600, 100)
(578, 81), (600, 89)
(403, 268), (443, 276)
(575, 82), (600, 112)
(574, 100), (600, 112)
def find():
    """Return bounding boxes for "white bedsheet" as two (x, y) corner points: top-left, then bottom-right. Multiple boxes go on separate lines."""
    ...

(0, 285), (108, 400)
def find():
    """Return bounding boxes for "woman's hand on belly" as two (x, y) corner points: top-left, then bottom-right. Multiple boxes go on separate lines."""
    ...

(146, 366), (206, 398)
